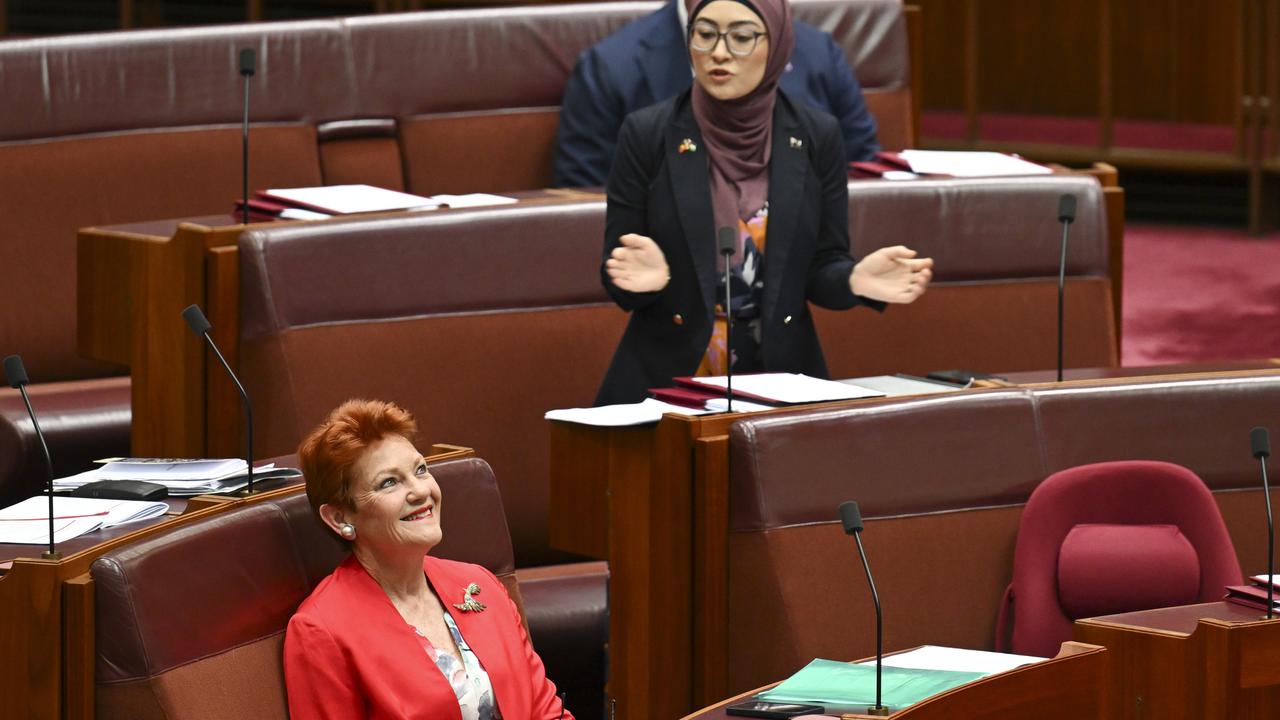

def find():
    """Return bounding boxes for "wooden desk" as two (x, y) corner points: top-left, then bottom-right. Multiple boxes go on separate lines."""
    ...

(0, 444), (470, 720)
(1075, 601), (1280, 720)
(550, 366), (1280, 718)
(681, 642), (1108, 720)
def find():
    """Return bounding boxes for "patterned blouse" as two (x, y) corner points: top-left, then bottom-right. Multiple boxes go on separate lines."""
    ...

(698, 203), (768, 376)
(411, 613), (500, 720)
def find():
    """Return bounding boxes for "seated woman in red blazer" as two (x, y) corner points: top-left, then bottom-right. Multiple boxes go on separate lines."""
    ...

(284, 399), (571, 720)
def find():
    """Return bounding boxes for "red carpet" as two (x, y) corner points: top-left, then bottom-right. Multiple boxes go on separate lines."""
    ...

(1122, 223), (1280, 365)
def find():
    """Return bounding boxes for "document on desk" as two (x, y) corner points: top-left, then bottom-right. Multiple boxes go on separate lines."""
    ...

(863, 645), (1045, 674)
(53, 459), (276, 496)
(545, 398), (714, 427)
(261, 185), (440, 214)
(684, 373), (883, 404)
(758, 658), (984, 708)
(430, 193), (519, 208)
(898, 150), (1052, 177)
(838, 375), (962, 397)
(0, 496), (169, 544)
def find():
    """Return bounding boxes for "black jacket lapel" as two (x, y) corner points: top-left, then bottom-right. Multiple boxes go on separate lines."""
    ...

(665, 99), (717, 313)
(762, 99), (807, 321)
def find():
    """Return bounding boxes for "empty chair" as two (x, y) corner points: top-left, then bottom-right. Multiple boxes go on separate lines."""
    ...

(997, 460), (1243, 657)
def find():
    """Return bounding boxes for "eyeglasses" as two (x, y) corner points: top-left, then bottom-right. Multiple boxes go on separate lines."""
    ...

(688, 20), (767, 57)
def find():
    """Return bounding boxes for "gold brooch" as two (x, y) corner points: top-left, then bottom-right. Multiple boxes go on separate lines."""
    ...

(678, 138), (698, 154)
(453, 582), (487, 613)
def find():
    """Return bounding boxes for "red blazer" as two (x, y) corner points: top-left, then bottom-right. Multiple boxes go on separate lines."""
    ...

(284, 555), (571, 720)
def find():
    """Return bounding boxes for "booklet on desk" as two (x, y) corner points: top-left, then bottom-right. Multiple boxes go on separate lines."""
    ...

(756, 646), (1043, 710)
(676, 373), (884, 404)
(0, 495), (169, 544)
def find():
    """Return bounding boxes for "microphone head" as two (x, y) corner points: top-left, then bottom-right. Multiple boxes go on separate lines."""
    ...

(3, 355), (29, 388)
(1253, 426), (1271, 460)
(182, 304), (212, 336)
(238, 48), (257, 77)
(717, 226), (736, 257)
(1057, 194), (1077, 224)
(838, 501), (864, 535)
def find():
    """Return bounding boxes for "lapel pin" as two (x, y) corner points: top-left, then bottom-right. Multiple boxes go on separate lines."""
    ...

(789, 136), (803, 150)
(678, 138), (698, 154)
(453, 582), (487, 613)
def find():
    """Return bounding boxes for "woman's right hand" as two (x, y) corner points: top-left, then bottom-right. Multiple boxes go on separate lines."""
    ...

(606, 233), (670, 293)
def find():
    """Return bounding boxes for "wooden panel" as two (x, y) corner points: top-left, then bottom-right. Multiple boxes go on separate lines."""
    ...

(977, 0), (1102, 117)
(692, 434), (730, 707)
(548, 421), (614, 559)
(1111, 0), (1240, 124)
(61, 575), (93, 720)
(205, 245), (244, 459)
(913, 0), (967, 110)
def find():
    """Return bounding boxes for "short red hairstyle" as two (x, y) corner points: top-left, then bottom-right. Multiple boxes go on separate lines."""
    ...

(297, 399), (419, 514)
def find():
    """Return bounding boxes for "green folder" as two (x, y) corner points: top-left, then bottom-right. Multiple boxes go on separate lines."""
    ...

(757, 659), (986, 708)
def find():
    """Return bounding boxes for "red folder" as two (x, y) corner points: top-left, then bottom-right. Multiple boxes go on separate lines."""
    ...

(649, 385), (721, 409)
(670, 375), (787, 406)
(1225, 584), (1280, 610)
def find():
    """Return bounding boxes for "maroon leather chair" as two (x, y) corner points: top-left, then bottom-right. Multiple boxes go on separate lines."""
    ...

(89, 456), (553, 719)
(996, 460), (1243, 657)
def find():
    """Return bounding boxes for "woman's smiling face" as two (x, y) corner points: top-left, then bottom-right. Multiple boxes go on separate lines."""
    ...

(344, 434), (443, 553)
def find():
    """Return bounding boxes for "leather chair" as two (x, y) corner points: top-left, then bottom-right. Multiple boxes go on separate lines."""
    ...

(90, 456), (536, 719)
(996, 460), (1244, 657)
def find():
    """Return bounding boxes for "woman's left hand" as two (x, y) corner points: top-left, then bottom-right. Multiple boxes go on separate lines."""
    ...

(849, 245), (934, 303)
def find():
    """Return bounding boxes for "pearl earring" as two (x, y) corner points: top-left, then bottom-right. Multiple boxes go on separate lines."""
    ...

(340, 523), (356, 539)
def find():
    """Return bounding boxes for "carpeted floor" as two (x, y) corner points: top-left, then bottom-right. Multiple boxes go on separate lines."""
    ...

(1122, 223), (1280, 365)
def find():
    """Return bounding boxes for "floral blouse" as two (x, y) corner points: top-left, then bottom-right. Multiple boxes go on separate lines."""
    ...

(411, 613), (500, 720)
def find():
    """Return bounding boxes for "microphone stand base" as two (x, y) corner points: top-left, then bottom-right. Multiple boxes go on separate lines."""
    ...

(41, 550), (63, 560)
(864, 706), (892, 716)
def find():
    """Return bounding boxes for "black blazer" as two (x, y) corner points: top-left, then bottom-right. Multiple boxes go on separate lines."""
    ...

(595, 90), (882, 406)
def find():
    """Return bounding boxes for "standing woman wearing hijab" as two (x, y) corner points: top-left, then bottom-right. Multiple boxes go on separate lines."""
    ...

(595, 0), (934, 406)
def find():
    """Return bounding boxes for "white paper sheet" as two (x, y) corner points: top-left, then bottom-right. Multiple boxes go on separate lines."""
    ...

(687, 373), (883, 404)
(431, 193), (519, 209)
(544, 398), (713, 427)
(861, 645), (1045, 675)
(838, 375), (960, 397)
(0, 496), (170, 544)
(263, 184), (439, 214)
(898, 150), (1052, 177)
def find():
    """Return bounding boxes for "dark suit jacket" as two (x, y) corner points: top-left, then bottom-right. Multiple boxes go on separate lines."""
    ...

(595, 90), (882, 406)
(284, 555), (570, 720)
(553, 0), (880, 188)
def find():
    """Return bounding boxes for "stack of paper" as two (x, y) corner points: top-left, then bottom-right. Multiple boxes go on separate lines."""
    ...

(0, 496), (170, 544)
(544, 398), (713, 427)
(53, 458), (274, 496)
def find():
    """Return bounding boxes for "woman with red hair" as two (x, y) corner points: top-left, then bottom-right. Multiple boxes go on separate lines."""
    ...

(284, 399), (570, 720)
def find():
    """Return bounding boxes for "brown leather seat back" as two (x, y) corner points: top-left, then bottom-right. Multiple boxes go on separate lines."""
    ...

(0, 25), (336, 382)
(91, 455), (516, 720)
(238, 202), (621, 567)
(820, 175), (1116, 377)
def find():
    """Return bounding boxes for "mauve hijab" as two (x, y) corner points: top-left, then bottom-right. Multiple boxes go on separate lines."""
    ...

(687, 0), (795, 234)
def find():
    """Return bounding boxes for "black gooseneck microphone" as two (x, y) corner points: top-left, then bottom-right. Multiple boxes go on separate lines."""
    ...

(717, 227), (736, 412)
(840, 500), (890, 716)
(1055, 194), (1077, 383)
(1252, 426), (1274, 619)
(4, 355), (60, 560)
(182, 304), (255, 495)
(239, 47), (256, 226)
